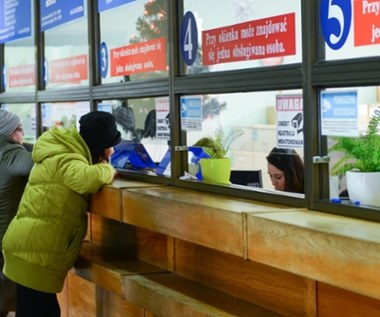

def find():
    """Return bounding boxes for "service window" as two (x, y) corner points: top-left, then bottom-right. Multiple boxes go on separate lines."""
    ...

(324, 86), (380, 210)
(98, 0), (169, 84)
(2, 1), (35, 93)
(181, 0), (302, 74)
(43, 1), (89, 89)
(40, 101), (90, 131)
(100, 97), (170, 173)
(322, 0), (380, 60)
(181, 90), (304, 195)
(0, 103), (37, 143)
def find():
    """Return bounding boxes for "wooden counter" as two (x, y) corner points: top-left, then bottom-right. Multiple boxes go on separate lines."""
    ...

(59, 179), (380, 317)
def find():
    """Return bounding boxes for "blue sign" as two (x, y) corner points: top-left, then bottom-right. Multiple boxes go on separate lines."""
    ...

(180, 11), (198, 66)
(40, 0), (84, 32)
(321, 91), (357, 119)
(320, 0), (352, 50)
(321, 90), (358, 137)
(98, 0), (136, 13)
(99, 42), (109, 79)
(0, 0), (32, 44)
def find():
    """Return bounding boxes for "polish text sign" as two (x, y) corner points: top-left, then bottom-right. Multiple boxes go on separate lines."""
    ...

(49, 54), (88, 83)
(202, 13), (295, 66)
(9, 64), (35, 87)
(354, 0), (380, 46)
(110, 37), (167, 77)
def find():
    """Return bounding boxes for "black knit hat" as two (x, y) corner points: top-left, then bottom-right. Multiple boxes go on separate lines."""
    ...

(79, 111), (121, 148)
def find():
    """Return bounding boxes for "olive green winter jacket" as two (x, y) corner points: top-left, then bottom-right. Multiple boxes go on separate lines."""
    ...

(2, 126), (116, 293)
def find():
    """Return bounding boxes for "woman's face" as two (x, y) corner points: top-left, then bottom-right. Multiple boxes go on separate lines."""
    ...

(9, 125), (24, 144)
(268, 163), (285, 191)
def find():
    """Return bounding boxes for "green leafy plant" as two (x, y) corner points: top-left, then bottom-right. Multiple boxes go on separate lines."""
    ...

(194, 127), (244, 159)
(329, 109), (380, 175)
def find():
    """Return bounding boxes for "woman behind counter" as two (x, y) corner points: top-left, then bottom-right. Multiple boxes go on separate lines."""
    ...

(266, 147), (304, 194)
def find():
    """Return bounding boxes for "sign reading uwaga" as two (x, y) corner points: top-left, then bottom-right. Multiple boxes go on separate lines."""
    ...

(202, 13), (295, 66)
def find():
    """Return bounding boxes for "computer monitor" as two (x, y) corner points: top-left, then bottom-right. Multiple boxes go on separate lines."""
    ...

(230, 170), (263, 188)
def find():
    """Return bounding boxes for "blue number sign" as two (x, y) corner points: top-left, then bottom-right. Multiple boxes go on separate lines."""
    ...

(180, 11), (198, 66)
(320, 0), (352, 50)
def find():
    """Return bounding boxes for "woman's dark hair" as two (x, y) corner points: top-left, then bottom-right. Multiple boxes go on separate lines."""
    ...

(266, 147), (304, 193)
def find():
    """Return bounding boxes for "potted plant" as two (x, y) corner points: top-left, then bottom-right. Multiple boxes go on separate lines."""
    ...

(193, 127), (244, 184)
(329, 108), (380, 206)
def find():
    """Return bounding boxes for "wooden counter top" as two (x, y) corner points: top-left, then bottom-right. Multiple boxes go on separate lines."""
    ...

(89, 180), (380, 301)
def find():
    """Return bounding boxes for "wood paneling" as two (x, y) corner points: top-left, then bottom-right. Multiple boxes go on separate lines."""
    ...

(175, 239), (307, 317)
(317, 283), (380, 317)
(247, 211), (380, 300)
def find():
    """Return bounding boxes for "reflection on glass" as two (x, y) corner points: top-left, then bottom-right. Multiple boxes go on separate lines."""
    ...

(182, 90), (304, 193)
(0, 104), (36, 143)
(99, 0), (168, 84)
(41, 102), (90, 131)
(183, 0), (302, 74)
(102, 97), (170, 173)
(44, 3), (89, 89)
(4, 39), (35, 93)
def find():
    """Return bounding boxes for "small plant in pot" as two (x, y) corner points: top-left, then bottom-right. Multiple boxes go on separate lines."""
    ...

(329, 108), (380, 206)
(194, 127), (244, 184)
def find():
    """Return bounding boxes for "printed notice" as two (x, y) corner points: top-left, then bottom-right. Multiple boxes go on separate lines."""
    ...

(276, 94), (304, 148)
(110, 37), (167, 77)
(321, 90), (358, 137)
(202, 13), (295, 66)
(156, 97), (170, 140)
(354, 0), (380, 46)
(49, 54), (88, 84)
(9, 64), (35, 87)
(180, 96), (202, 131)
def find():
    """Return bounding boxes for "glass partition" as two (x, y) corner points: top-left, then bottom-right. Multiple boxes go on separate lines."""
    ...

(182, 0), (302, 74)
(41, 101), (90, 131)
(3, 0), (35, 93)
(182, 90), (304, 194)
(43, 1), (89, 89)
(98, 0), (168, 84)
(322, 0), (380, 60)
(0, 103), (37, 143)
(324, 86), (380, 210)
(101, 97), (170, 174)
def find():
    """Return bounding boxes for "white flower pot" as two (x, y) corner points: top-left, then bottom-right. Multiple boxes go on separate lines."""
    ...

(346, 171), (380, 207)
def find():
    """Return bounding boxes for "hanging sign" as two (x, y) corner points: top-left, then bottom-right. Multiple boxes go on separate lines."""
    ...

(98, 0), (136, 12)
(276, 94), (304, 148)
(202, 13), (295, 66)
(40, 0), (84, 32)
(0, 0), (32, 43)
(321, 90), (358, 137)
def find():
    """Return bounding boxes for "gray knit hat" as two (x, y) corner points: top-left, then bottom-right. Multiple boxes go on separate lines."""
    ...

(0, 109), (21, 136)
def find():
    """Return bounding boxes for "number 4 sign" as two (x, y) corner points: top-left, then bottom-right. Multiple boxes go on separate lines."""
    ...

(180, 11), (198, 66)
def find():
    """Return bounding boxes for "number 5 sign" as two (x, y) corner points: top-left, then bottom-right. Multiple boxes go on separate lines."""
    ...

(180, 11), (198, 66)
(320, 0), (352, 50)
